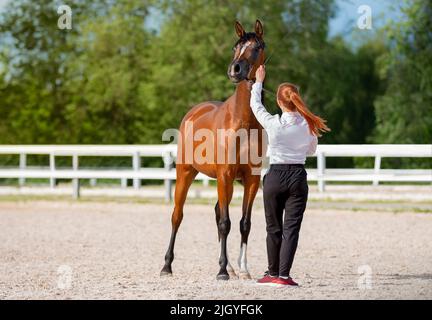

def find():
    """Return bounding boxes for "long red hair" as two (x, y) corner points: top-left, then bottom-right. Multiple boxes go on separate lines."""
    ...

(277, 83), (330, 137)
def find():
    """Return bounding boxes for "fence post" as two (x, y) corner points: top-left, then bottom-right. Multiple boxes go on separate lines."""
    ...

(133, 151), (141, 189)
(163, 152), (173, 203)
(317, 152), (326, 192)
(203, 178), (209, 187)
(90, 178), (97, 187)
(19, 153), (26, 187)
(72, 154), (80, 199)
(50, 153), (56, 188)
(121, 178), (127, 188)
(373, 155), (381, 186)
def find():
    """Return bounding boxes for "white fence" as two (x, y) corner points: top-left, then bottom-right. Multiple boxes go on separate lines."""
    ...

(0, 144), (430, 201)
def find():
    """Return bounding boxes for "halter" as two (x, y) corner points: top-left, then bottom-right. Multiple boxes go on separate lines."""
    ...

(233, 34), (266, 52)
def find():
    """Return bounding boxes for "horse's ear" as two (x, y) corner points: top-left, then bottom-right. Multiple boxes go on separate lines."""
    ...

(235, 21), (246, 38)
(255, 20), (264, 38)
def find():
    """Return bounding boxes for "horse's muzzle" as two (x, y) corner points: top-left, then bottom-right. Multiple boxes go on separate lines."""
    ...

(227, 60), (250, 83)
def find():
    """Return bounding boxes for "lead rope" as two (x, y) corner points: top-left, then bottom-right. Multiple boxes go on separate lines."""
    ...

(262, 87), (277, 99)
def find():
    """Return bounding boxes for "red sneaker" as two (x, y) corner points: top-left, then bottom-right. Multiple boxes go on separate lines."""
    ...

(273, 277), (299, 287)
(256, 273), (278, 286)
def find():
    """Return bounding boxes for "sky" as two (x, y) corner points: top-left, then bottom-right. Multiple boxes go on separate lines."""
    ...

(329, 0), (403, 38)
(0, 0), (7, 10)
(0, 0), (404, 42)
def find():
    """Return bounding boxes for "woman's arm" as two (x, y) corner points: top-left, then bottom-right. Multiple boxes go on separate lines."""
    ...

(250, 82), (278, 129)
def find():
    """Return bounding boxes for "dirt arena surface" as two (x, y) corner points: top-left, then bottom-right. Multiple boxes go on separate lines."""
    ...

(0, 200), (431, 300)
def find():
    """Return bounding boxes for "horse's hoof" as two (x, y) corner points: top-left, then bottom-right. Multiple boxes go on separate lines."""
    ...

(239, 271), (252, 280)
(160, 266), (173, 277)
(227, 265), (238, 279)
(216, 273), (230, 281)
(228, 270), (238, 279)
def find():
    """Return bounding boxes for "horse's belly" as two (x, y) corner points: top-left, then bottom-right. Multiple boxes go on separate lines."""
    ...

(191, 164), (217, 179)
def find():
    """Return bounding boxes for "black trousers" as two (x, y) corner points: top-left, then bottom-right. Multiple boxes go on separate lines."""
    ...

(263, 164), (309, 277)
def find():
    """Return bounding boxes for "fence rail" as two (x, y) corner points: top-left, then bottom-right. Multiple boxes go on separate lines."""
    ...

(0, 144), (430, 201)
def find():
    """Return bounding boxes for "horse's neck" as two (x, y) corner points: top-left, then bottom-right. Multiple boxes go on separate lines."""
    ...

(229, 81), (256, 123)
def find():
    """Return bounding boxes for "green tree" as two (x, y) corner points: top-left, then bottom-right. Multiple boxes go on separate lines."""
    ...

(0, 0), (108, 143)
(0, 65), (8, 140)
(64, 1), (153, 143)
(0, 0), (154, 144)
(372, 0), (432, 144)
(301, 37), (385, 145)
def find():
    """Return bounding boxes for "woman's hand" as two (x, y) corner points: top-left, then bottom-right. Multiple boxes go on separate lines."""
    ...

(255, 65), (266, 83)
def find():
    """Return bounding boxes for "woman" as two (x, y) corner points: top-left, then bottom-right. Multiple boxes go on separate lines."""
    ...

(250, 65), (330, 287)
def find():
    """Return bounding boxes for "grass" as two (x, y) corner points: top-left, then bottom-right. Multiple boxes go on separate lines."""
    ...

(0, 194), (431, 214)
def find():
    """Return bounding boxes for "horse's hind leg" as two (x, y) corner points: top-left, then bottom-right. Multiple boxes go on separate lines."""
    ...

(238, 174), (260, 280)
(215, 202), (237, 279)
(161, 165), (198, 276)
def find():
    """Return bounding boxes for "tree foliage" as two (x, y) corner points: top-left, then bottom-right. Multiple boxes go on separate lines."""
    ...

(372, 0), (432, 144)
(0, 0), (430, 155)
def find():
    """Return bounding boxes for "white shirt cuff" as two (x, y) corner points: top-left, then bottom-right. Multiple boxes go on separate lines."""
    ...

(252, 81), (263, 91)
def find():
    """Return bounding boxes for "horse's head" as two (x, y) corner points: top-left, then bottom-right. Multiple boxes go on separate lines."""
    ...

(227, 20), (265, 83)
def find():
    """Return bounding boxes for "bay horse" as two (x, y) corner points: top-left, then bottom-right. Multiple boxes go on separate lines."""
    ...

(161, 20), (266, 280)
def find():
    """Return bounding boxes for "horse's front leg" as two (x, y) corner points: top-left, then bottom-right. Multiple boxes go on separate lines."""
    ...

(238, 173), (260, 279)
(215, 172), (234, 280)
